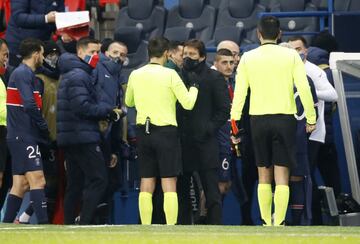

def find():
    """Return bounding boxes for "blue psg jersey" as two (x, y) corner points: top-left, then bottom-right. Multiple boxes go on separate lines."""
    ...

(294, 77), (318, 154)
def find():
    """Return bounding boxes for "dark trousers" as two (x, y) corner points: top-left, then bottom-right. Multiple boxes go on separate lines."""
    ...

(0, 153), (12, 212)
(240, 150), (258, 225)
(308, 140), (322, 225)
(178, 168), (222, 225)
(317, 142), (341, 196)
(177, 173), (192, 224)
(309, 140), (342, 225)
(63, 143), (108, 225)
(40, 142), (59, 222)
(0, 126), (11, 211)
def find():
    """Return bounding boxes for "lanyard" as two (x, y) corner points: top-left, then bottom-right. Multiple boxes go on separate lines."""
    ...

(227, 82), (234, 102)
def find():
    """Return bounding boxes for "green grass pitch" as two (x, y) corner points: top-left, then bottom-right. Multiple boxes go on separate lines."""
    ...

(0, 224), (360, 243)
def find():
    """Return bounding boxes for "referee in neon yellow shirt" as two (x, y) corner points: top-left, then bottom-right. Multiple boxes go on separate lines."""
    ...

(125, 37), (199, 225)
(230, 16), (316, 226)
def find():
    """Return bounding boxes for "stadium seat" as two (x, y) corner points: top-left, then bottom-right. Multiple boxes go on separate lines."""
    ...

(270, 0), (318, 43)
(215, 0), (267, 45)
(165, 0), (217, 43)
(311, 0), (360, 11)
(115, 0), (166, 40)
(207, 0), (222, 10)
(311, 0), (329, 10)
(114, 27), (148, 79)
(206, 26), (243, 47)
(258, 0), (278, 11)
(334, 0), (360, 11)
(163, 0), (179, 10)
(163, 26), (195, 42)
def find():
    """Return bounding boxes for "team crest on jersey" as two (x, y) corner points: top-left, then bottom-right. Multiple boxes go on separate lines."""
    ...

(35, 158), (41, 166)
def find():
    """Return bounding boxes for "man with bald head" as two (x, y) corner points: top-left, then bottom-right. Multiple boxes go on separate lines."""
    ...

(216, 40), (240, 67)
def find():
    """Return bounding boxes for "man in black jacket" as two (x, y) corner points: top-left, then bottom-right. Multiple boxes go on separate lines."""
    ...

(57, 37), (121, 225)
(177, 39), (230, 225)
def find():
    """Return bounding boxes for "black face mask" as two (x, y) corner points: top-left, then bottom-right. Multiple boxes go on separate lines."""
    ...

(183, 57), (200, 71)
(109, 55), (122, 65)
(62, 40), (77, 54)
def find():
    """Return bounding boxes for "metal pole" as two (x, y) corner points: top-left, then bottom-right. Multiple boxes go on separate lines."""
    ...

(328, 0), (334, 34)
(332, 67), (360, 204)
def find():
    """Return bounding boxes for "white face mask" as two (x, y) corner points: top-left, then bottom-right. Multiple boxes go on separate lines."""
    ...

(122, 57), (129, 67)
(44, 53), (59, 69)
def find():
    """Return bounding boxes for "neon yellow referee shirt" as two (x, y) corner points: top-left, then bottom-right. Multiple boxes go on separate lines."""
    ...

(125, 63), (198, 126)
(231, 44), (316, 125)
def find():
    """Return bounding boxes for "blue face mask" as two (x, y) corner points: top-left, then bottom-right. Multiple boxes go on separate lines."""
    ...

(299, 52), (306, 61)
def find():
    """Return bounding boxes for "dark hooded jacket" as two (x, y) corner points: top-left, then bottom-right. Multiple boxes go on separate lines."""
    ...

(56, 53), (113, 146)
(92, 53), (123, 108)
(307, 46), (335, 143)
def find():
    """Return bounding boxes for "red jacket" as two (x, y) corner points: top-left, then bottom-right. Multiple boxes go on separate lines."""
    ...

(0, 0), (11, 39)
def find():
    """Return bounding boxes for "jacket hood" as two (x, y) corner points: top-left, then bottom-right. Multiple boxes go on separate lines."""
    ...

(58, 53), (92, 75)
(99, 53), (122, 76)
(307, 46), (329, 65)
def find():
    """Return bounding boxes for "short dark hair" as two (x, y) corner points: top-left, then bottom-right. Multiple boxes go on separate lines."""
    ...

(19, 38), (44, 60)
(100, 38), (113, 53)
(258, 16), (280, 40)
(311, 30), (338, 53)
(76, 37), (100, 51)
(288, 36), (308, 47)
(168, 41), (184, 52)
(148, 37), (169, 58)
(215, 48), (233, 61)
(0, 38), (8, 48)
(184, 39), (206, 57)
(44, 40), (60, 57)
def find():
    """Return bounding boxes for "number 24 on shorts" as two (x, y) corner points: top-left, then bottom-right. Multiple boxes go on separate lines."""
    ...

(27, 145), (41, 159)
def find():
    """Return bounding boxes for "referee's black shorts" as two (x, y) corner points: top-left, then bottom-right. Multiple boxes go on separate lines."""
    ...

(250, 114), (297, 169)
(136, 124), (182, 178)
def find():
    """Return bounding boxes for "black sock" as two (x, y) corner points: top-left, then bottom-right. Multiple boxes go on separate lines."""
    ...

(30, 189), (48, 224)
(289, 180), (305, 225)
(3, 194), (22, 223)
(25, 204), (34, 216)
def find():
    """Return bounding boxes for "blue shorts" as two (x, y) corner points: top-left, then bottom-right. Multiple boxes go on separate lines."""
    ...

(218, 150), (232, 182)
(7, 138), (43, 175)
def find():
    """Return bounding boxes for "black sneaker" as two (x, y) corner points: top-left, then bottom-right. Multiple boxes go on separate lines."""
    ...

(261, 218), (271, 226)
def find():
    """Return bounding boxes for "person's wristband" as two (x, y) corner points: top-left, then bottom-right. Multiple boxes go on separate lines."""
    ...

(45, 15), (48, 23)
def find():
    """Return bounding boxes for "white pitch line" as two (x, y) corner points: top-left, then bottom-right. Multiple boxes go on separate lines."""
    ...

(1, 226), (359, 238)
(0, 226), (45, 230)
(66, 225), (127, 229)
